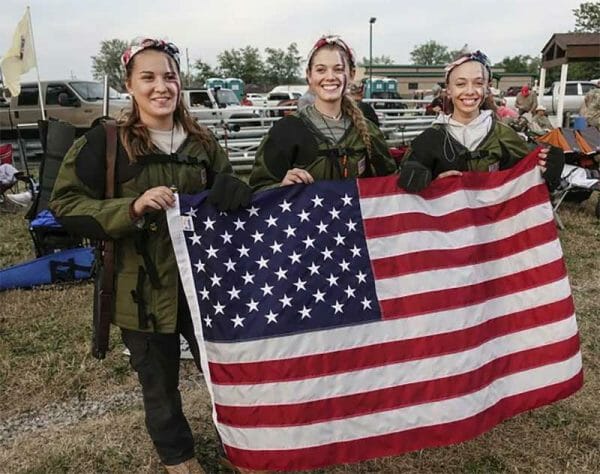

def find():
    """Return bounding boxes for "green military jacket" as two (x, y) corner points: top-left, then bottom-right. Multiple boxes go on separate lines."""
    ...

(49, 124), (232, 333)
(249, 112), (397, 191)
(402, 119), (530, 177)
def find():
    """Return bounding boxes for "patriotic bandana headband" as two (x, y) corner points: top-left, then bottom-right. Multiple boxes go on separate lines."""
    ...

(121, 38), (181, 69)
(307, 35), (356, 69)
(444, 50), (491, 83)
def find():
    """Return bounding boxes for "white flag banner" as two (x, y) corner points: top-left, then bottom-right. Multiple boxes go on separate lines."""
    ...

(0, 9), (36, 96)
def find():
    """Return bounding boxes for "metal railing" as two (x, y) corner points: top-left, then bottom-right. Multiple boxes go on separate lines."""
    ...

(7, 100), (436, 173)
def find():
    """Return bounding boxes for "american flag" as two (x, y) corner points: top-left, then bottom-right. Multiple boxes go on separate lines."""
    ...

(167, 150), (582, 472)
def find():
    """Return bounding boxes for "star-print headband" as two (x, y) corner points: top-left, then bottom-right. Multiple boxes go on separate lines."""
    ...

(307, 35), (356, 69)
(121, 37), (181, 69)
(444, 50), (491, 83)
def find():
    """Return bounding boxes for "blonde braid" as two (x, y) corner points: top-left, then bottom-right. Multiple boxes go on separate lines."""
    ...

(341, 95), (372, 161)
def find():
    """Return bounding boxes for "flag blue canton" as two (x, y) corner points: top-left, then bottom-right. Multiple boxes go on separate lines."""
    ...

(179, 181), (381, 342)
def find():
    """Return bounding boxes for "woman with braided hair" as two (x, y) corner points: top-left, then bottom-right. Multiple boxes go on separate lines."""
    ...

(249, 35), (396, 190)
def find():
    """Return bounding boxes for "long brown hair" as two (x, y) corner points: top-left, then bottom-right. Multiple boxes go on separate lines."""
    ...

(119, 48), (214, 161)
(307, 43), (373, 160)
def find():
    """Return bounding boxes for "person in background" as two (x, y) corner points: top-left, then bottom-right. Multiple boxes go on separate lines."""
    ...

(348, 81), (380, 126)
(515, 84), (538, 115)
(240, 93), (253, 106)
(580, 86), (600, 128)
(50, 38), (251, 474)
(425, 84), (445, 115)
(249, 34), (396, 191)
(398, 50), (563, 193)
(495, 97), (519, 122)
(530, 105), (554, 135)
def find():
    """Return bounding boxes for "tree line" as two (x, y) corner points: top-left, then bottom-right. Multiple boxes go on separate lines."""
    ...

(92, 2), (599, 92)
(92, 41), (303, 92)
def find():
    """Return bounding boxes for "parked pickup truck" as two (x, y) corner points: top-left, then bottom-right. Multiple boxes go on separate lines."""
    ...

(182, 88), (260, 127)
(505, 81), (598, 114)
(0, 80), (130, 137)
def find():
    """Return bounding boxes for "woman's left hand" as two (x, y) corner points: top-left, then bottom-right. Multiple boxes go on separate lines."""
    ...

(537, 147), (548, 174)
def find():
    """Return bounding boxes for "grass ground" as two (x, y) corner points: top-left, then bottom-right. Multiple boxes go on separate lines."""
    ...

(0, 194), (598, 473)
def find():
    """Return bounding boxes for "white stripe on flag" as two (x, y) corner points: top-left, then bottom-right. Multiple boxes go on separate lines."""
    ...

(211, 316), (578, 406)
(360, 166), (542, 219)
(217, 352), (582, 450)
(375, 239), (563, 300)
(204, 276), (572, 363)
(366, 202), (553, 259)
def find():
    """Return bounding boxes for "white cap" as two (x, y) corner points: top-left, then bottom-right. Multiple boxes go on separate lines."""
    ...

(535, 105), (546, 112)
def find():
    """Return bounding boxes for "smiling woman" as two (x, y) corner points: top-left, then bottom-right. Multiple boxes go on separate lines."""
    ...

(48, 37), (252, 474)
(249, 34), (396, 191)
(398, 49), (564, 194)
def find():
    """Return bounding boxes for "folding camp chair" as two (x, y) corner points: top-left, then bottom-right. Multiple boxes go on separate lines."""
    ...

(26, 119), (83, 256)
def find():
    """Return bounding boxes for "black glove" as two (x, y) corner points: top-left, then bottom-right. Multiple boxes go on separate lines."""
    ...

(542, 145), (565, 192)
(397, 161), (432, 193)
(207, 173), (252, 212)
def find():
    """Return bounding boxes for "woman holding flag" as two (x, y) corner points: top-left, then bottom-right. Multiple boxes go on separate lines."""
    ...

(249, 34), (397, 190)
(398, 50), (563, 193)
(50, 38), (251, 474)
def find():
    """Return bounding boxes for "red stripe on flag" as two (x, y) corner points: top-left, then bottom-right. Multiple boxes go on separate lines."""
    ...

(208, 297), (574, 384)
(372, 221), (558, 279)
(222, 370), (583, 471)
(380, 259), (567, 319)
(357, 149), (541, 199)
(363, 183), (549, 237)
(215, 335), (580, 427)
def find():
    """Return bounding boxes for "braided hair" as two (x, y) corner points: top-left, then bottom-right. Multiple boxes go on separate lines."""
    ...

(307, 41), (373, 161)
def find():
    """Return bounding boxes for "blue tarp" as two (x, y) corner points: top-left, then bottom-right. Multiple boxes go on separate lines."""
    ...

(0, 247), (95, 291)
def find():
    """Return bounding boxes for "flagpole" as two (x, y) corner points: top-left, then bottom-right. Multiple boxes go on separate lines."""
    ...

(26, 7), (45, 120)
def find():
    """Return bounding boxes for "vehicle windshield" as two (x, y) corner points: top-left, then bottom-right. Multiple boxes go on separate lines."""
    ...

(216, 89), (240, 106)
(69, 81), (121, 101)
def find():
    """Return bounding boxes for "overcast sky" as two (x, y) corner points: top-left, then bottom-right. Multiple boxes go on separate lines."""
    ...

(0, 0), (587, 82)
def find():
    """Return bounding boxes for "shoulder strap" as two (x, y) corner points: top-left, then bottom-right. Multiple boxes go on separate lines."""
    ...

(103, 120), (117, 199)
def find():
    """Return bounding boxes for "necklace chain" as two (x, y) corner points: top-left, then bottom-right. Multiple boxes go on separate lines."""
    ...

(315, 107), (347, 145)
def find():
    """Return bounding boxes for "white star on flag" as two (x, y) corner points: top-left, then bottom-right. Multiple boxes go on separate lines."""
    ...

(231, 314), (245, 328)
(203, 216), (216, 230)
(265, 310), (278, 324)
(224, 258), (236, 272)
(279, 200), (292, 212)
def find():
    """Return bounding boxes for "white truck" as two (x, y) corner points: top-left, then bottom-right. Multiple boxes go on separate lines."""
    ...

(505, 81), (598, 115)
(181, 88), (260, 127)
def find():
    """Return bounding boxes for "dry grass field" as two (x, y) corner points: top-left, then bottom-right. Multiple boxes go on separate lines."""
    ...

(0, 195), (598, 473)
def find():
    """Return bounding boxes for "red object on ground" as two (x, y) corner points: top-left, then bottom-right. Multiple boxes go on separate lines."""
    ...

(0, 144), (13, 165)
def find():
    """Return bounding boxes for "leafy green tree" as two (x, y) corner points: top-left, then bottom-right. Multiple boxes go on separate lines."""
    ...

(264, 43), (303, 85)
(91, 39), (129, 92)
(361, 55), (394, 65)
(494, 55), (541, 74)
(189, 59), (218, 87)
(410, 41), (451, 65)
(573, 2), (600, 32)
(218, 46), (264, 84)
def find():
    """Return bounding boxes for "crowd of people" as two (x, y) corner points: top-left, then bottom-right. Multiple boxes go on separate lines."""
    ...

(48, 36), (564, 474)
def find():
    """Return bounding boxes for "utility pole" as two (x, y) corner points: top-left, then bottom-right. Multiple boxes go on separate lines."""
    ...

(369, 17), (376, 99)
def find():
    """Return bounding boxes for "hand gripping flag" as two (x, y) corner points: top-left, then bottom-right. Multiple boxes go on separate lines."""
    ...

(167, 150), (582, 471)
